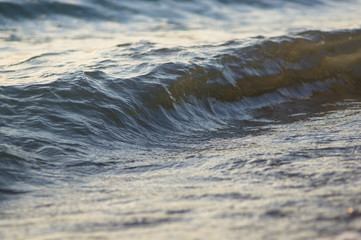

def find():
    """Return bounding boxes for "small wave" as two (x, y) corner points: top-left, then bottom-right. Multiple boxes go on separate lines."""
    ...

(0, 1), (103, 21)
(0, 29), (360, 191)
(0, 0), (341, 23)
(1, 29), (360, 135)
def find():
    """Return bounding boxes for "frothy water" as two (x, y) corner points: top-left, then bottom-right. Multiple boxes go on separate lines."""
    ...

(1, 0), (361, 239)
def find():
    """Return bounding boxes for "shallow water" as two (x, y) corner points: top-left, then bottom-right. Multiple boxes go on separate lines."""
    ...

(1, 0), (361, 239)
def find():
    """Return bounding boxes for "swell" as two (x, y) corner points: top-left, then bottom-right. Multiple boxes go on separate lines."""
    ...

(0, 1), (101, 21)
(0, 29), (360, 193)
(1, 29), (360, 142)
(0, 0), (151, 24)
(0, 0), (333, 23)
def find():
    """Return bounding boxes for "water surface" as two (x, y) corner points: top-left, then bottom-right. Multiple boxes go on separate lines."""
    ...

(1, 0), (361, 239)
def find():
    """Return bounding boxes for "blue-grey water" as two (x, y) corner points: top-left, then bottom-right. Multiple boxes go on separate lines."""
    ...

(1, 0), (361, 239)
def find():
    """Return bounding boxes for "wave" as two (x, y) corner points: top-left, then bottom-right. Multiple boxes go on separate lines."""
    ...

(0, 0), (342, 23)
(0, 29), (360, 194)
(2, 29), (360, 136)
(0, 1), (101, 21)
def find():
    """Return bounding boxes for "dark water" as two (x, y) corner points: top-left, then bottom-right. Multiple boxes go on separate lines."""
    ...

(1, 0), (361, 239)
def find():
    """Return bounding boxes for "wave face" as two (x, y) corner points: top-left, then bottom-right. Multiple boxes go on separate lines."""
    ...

(1, 28), (360, 191)
(1, 1), (361, 240)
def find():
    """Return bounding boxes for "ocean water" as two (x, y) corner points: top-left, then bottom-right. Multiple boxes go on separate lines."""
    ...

(1, 0), (361, 239)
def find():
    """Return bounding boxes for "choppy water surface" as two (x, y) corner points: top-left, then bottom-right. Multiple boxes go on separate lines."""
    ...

(1, 0), (361, 239)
